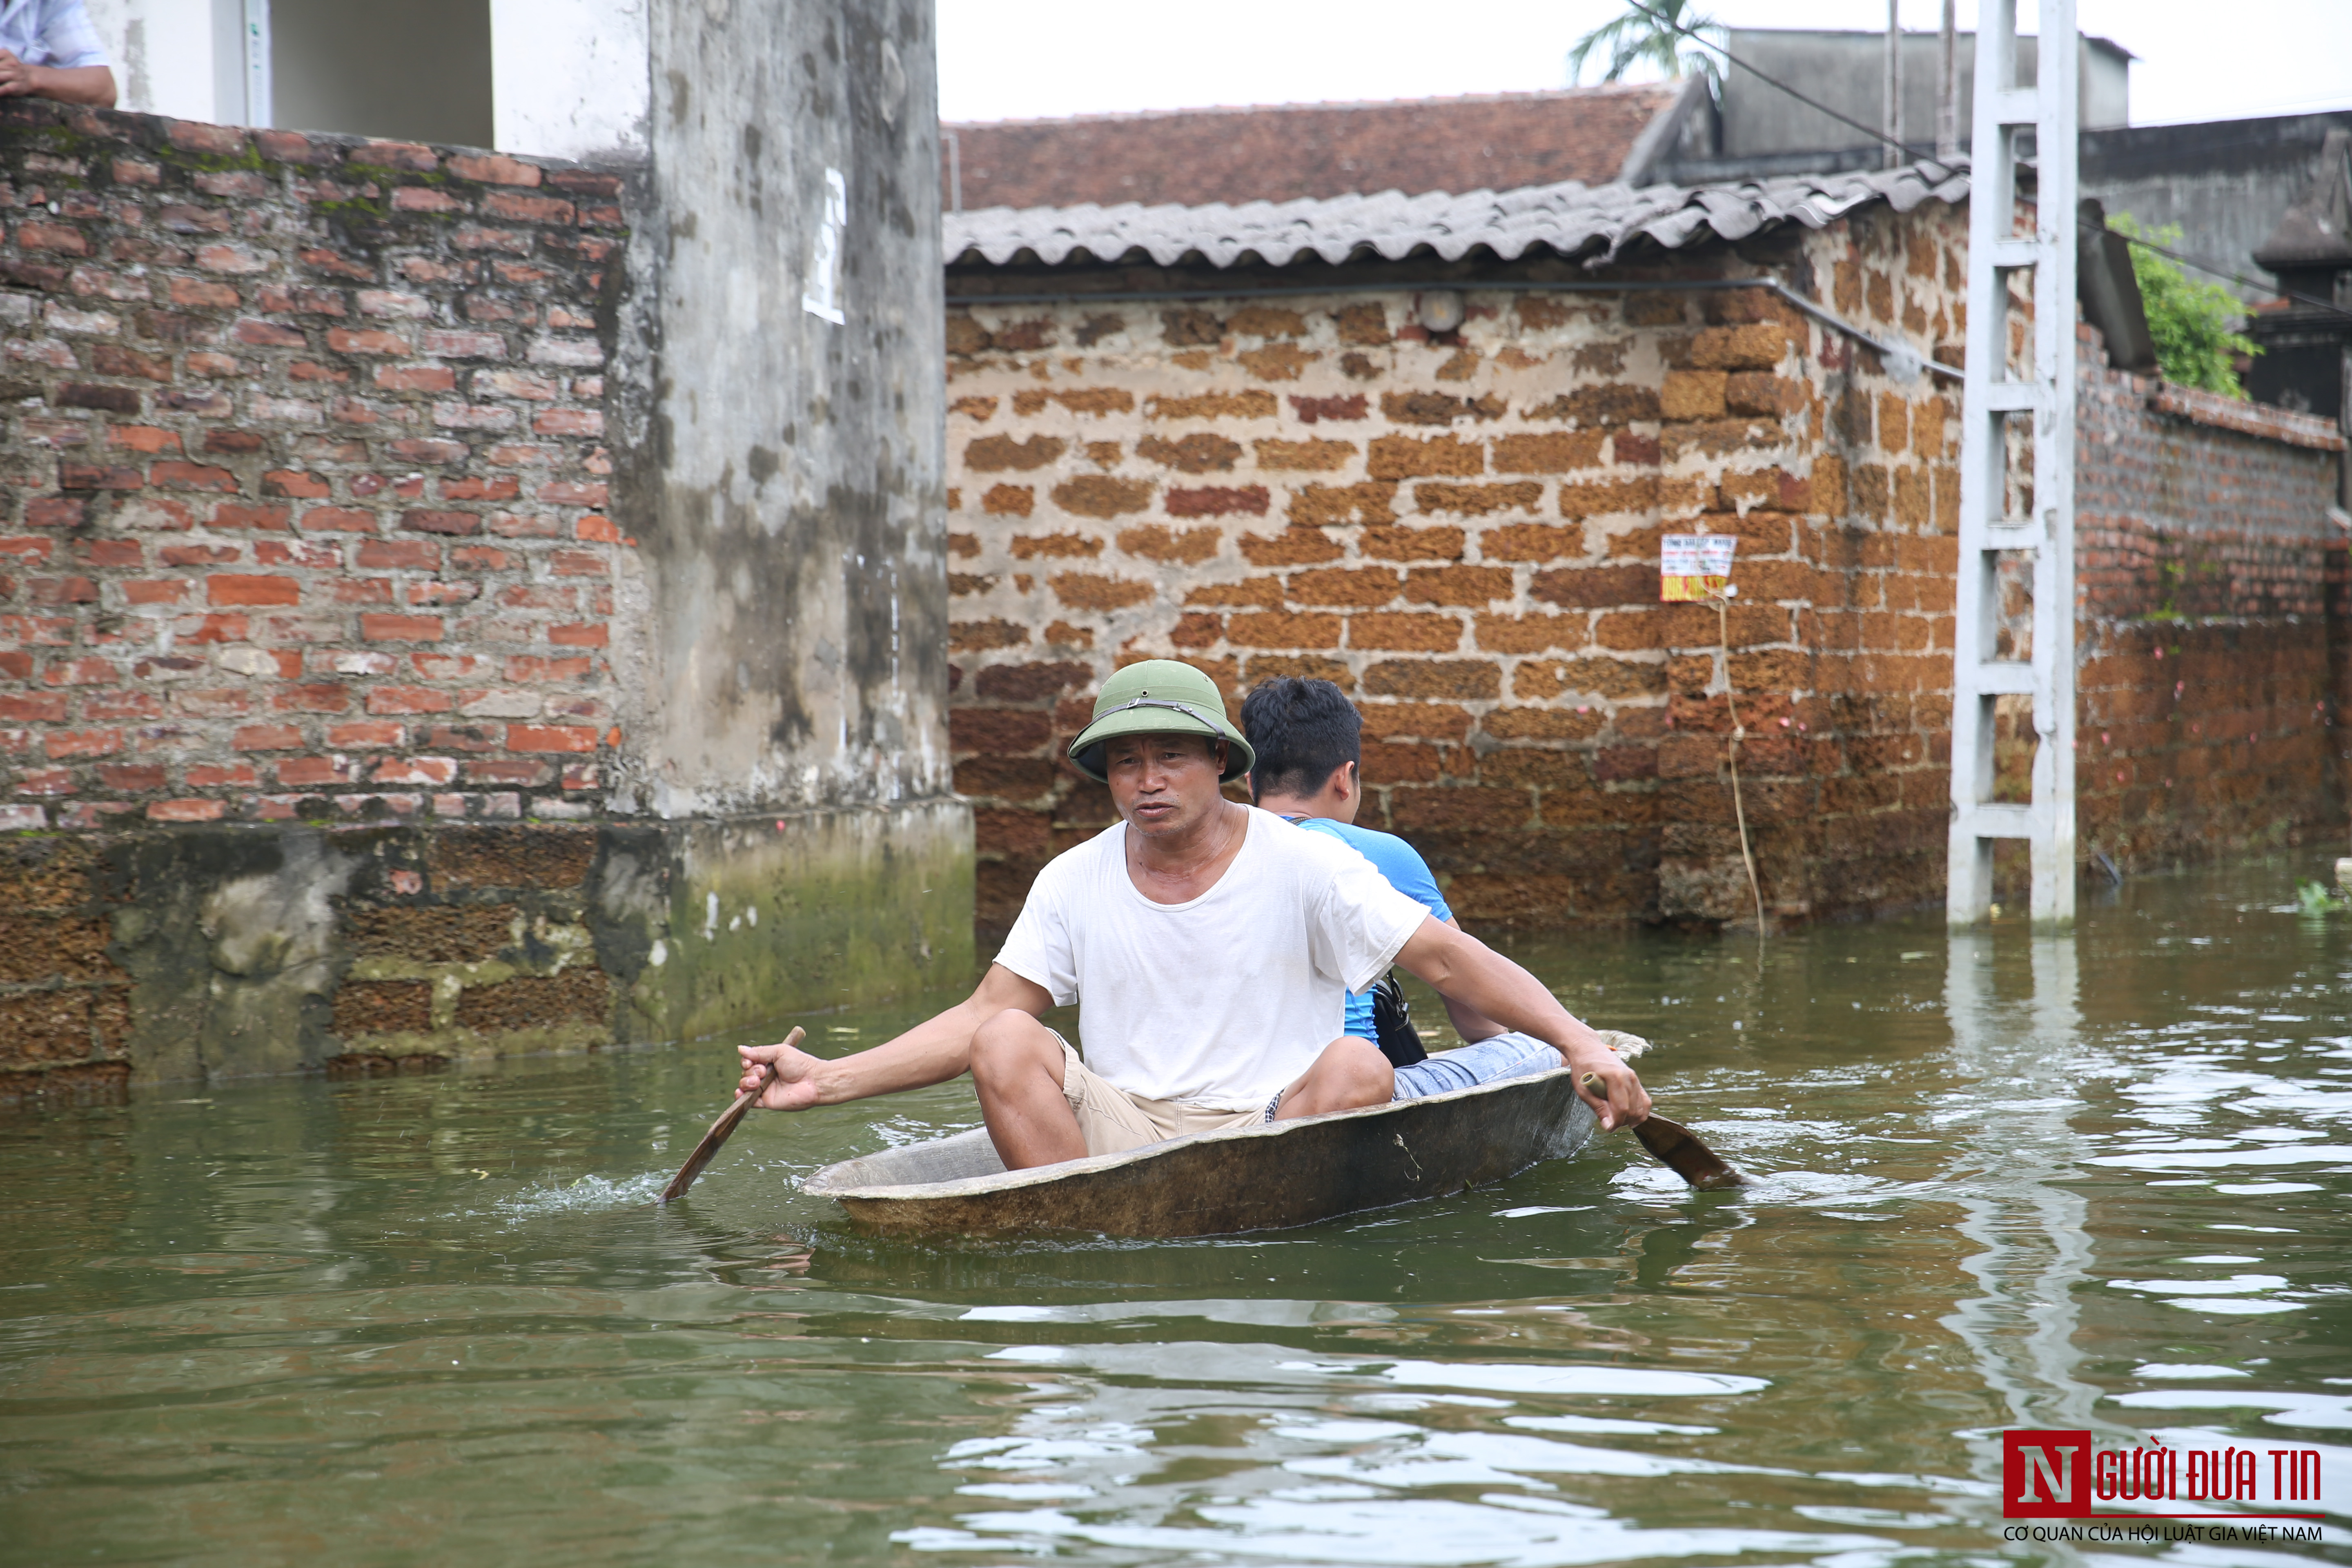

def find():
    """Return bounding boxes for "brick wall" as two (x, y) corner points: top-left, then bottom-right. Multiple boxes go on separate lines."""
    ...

(0, 101), (624, 830)
(1, 96), (972, 1102)
(945, 202), (1974, 939)
(0, 101), (631, 1096)
(2074, 343), (2347, 870)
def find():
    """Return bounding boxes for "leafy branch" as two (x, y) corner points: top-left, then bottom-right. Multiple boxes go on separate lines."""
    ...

(1568, 0), (1724, 93)
(2109, 213), (2263, 399)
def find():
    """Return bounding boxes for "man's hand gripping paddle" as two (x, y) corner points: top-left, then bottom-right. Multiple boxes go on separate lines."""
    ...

(1582, 1070), (1746, 1191)
(660, 1026), (803, 1203)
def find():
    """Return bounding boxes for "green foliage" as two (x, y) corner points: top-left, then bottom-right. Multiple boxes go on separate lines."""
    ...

(2294, 878), (2342, 914)
(1568, 0), (1722, 93)
(2108, 214), (2261, 398)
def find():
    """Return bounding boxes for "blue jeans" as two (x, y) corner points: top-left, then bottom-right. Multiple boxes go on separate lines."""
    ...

(1390, 1031), (1563, 1100)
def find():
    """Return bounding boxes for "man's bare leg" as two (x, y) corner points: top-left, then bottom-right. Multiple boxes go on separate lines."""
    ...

(969, 1009), (1088, 1169)
(1272, 1035), (1394, 1120)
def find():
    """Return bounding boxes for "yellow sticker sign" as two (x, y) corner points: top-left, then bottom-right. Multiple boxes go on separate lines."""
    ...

(1661, 533), (1737, 602)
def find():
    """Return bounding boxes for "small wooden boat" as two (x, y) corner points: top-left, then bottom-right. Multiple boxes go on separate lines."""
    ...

(802, 1063), (1602, 1238)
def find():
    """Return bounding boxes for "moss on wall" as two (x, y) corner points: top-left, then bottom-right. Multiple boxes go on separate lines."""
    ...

(0, 804), (972, 1096)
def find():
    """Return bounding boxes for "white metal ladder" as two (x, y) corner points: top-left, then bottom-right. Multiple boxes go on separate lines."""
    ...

(1947, 0), (2080, 928)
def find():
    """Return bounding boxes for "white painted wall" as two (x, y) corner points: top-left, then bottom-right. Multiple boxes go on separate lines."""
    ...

(491, 0), (649, 160)
(82, 0), (648, 160)
(81, 0), (243, 122)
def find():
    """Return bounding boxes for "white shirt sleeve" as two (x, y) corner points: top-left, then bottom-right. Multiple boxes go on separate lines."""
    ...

(1301, 829), (1435, 993)
(36, 0), (110, 68)
(992, 851), (1081, 1006)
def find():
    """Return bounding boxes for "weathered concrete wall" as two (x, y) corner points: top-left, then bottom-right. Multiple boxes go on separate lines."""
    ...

(0, 1), (968, 1102)
(1715, 30), (2131, 160)
(604, 0), (968, 1053)
(943, 203), (1973, 941)
(618, 0), (947, 819)
(2084, 111), (2352, 309)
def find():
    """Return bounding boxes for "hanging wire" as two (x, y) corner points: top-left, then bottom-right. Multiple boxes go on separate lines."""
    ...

(2100, 226), (2350, 321)
(1619, 0), (1900, 156)
(1707, 582), (1768, 935)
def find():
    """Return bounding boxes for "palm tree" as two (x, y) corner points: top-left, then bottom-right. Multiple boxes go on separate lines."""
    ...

(1567, 0), (1724, 93)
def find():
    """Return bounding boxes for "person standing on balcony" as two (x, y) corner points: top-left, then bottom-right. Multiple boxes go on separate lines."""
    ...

(0, 0), (118, 107)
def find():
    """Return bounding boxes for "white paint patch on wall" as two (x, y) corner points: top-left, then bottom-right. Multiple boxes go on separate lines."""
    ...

(802, 167), (848, 325)
(81, 0), (235, 121)
(490, 0), (650, 160)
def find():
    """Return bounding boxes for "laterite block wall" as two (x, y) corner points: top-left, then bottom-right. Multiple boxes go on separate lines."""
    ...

(944, 203), (1976, 940)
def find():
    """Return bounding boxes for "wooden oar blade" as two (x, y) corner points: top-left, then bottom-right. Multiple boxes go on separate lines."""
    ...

(1632, 1113), (1747, 1190)
(659, 1027), (802, 1204)
(1579, 1069), (1744, 1191)
(659, 1090), (758, 1203)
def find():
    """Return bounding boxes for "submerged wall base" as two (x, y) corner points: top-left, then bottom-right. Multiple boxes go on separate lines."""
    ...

(0, 799), (973, 1100)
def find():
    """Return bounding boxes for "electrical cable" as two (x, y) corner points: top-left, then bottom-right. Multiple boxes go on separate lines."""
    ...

(2089, 224), (2349, 321)
(1618, 0), (1904, 157)
(1614, 0), (2352, 320)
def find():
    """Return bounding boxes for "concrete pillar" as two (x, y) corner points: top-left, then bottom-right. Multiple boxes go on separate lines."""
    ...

(604, 0), (965, 1045)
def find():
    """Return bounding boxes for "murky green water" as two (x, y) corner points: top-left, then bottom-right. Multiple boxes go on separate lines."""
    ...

(3, 858), (2348, 1566)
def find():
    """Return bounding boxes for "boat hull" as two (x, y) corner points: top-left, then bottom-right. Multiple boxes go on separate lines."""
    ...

(801, 1065), (1599, 1238)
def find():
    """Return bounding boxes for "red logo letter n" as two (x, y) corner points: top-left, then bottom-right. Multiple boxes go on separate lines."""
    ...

(2005, 1430), (2092, 1518)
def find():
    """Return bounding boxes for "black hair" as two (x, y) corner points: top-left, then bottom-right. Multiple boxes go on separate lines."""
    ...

(1240, 677), (1361, 803)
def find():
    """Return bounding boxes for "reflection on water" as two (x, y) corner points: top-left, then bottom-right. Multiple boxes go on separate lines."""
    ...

(2, 856), (2348, 1565)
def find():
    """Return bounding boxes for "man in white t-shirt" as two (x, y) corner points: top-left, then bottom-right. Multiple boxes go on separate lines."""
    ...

(735, 659), (1648, 1169)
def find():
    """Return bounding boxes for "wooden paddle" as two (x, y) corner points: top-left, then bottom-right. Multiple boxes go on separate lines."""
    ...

(1584, 1072), (1747, 1190)
(660, 1026), (803, 1204)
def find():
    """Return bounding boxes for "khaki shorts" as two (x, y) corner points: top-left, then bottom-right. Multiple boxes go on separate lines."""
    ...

(1055, 1036), (1267, 1157)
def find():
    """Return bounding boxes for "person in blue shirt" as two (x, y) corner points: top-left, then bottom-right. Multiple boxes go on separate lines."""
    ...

(1240, 676), (1564, 1099)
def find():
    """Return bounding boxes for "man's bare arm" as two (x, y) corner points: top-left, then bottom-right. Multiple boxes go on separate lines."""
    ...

(1393, 915), (1650, 1128)
(735, 962), (1054, 1111)
(1434, 915), (1508, 1042)
(0, 55), (117, 106)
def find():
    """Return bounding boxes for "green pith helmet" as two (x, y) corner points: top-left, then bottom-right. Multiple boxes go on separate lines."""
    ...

(1067, 659), (1254, 783)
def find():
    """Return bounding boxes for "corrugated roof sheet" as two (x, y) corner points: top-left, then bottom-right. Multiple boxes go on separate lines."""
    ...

(944, 160), (1970, 272)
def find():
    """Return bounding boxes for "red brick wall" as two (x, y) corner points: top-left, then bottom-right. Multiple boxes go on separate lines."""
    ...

(0, 100), (624, 831)
(2074, 343), (2348, 870)
(944, 203), (1974, 939)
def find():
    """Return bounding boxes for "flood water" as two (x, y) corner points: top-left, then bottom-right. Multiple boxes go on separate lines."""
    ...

(2, 856), (2348, 1566)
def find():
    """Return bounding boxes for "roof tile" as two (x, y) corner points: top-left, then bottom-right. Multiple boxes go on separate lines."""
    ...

(942, 86), (1682, 212)
(945, 160), (1972, 272)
